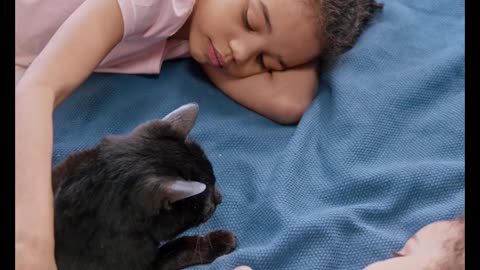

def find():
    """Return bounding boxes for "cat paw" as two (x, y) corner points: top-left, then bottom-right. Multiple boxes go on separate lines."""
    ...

(204, 229), (237, 256)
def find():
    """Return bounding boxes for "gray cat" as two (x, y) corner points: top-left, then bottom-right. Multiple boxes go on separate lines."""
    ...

(53, 103), (237, 270)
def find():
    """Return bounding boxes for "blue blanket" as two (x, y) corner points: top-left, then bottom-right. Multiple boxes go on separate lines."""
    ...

(53, 0), (465, 268)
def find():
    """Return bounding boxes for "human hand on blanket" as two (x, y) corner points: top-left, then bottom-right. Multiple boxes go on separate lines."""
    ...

(232, 217), (464, 270)
(363, 218), (464, 270)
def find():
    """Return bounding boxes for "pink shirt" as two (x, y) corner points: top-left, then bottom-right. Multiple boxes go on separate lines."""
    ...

(15, 0), (195, 74)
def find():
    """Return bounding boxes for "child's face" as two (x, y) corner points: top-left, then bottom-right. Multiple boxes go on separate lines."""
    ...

(189, 0), (323, 78)
(363, 220), (464, 270)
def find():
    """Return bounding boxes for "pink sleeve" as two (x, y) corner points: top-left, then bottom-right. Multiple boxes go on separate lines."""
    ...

(116, 0), (194, 40)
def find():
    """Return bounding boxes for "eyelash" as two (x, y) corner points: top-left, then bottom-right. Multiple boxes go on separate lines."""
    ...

(243, 9), (253, 31)
(257, 55), (267, 70)
(243, 9), (268, 71)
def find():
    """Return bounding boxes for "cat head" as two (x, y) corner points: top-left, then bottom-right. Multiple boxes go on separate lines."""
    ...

(95, 103), (222, 240)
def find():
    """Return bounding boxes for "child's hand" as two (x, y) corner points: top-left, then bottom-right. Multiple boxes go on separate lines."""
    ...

(235, 266), (252, 270)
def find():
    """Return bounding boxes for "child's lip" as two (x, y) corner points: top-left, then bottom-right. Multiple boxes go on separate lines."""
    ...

(208, 41), (224, 67)
(213, 46), (225, 66)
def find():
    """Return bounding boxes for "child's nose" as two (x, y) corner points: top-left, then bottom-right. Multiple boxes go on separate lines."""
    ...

(229, 38), (259, 64)
(222, 51), (233, 66)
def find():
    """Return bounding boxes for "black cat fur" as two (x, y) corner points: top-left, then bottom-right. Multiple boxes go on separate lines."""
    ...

(52, 103), (237, 270)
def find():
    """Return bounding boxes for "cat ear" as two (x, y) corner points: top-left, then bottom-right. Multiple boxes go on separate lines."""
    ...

(161, 103), (199, 139)
(136, 177), (207, 215)
(126, 103), (198, 140)
(162, 179), (206, 203)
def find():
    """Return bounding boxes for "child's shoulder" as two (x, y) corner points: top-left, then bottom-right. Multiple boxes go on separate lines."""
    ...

(119, 0), (195, 38)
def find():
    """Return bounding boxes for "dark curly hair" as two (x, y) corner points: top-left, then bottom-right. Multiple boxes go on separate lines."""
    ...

(306, 0), (384, 70)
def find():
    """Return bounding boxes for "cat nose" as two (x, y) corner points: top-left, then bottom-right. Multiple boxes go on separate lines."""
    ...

(213, 189), (222, 205)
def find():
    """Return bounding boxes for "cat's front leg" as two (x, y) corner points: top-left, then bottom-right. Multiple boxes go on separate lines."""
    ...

(153, 229), (237, 270)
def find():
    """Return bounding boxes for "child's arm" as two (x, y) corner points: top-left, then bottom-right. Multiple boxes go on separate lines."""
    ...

(15, 0), (123, 268)
(201, 63), (318, 124)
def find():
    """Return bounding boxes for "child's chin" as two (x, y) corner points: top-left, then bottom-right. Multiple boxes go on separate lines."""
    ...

(187, 44), (201, 62)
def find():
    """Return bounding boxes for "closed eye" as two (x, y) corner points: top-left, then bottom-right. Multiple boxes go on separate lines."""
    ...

(243, 7), (270, 73)
(243, 9), (253, 31)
